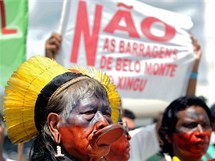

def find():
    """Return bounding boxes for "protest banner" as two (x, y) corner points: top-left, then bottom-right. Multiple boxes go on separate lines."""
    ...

(1, 0), (195, 102)
(33, 0), (194, 101)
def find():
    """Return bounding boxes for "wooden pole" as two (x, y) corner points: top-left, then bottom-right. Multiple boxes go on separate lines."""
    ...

(18, 143), (23, 161)
(58, 0), (68, 34)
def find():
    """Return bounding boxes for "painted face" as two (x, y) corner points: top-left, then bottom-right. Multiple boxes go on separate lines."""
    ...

(108, 131), (131, 161)
(172, 106), (212, 159)
(58, 94), (112, 160)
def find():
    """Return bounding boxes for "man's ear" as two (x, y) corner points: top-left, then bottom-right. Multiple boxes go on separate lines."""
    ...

(47, 113), (61, 144)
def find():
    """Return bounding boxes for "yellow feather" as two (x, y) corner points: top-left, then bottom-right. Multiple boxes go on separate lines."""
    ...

(3, 56), (69, 144)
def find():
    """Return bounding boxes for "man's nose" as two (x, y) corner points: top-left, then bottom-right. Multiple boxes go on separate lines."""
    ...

(93, 112), (109, 129)
(196, 124), (203, 132)
(194, 124), (208, 139)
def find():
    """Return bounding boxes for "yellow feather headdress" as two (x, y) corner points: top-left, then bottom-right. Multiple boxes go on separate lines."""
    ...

(3, 56), (120, 144)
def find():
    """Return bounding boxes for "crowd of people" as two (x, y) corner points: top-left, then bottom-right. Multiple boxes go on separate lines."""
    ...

(0, 31), (214, 161)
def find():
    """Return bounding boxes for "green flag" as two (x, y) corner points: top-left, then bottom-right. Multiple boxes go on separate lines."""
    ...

(0, 0), (27, 87)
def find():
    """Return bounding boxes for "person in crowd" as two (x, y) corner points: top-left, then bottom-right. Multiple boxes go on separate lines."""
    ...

(122, 109), (136, 131)
(3, 56), (124, 161)
(45, 33), (133, 161)
(159, 96), (212, 161)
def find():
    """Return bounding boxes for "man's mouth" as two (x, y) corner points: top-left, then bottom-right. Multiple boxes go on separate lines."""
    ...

(190, 141), (208, 154)
(89, 124), (124, 146)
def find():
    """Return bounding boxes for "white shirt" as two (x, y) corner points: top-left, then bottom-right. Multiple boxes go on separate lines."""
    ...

(129, 124), (160, 161)
(210, 131), (215, 144)
(3, 156), (16, 161)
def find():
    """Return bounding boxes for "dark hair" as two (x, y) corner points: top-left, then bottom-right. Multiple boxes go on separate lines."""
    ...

(159, 96), (211, 157)
(0, 113), (3, 123)
(30, 77), (108, 161)
(0, 113), (3, 127)
(122, 109), (136, 120)
(211, 103), (215, 122)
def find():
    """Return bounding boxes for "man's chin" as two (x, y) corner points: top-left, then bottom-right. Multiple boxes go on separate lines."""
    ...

(89, 146), (111, 158)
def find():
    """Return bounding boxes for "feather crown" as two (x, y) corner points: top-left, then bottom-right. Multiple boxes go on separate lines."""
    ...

(3, 56), (120, 144)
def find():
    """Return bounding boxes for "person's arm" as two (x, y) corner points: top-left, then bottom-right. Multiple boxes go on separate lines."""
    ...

(45, 32), (62, 59)
(186, 37), (201, 96)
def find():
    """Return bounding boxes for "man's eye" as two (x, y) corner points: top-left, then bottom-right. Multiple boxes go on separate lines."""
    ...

(202, 123), (211, 129)
(82, 110), (95, 121)
(104, 112), (111, 117)
(84, 111), (94, 115)
(184, 123), (197, 128)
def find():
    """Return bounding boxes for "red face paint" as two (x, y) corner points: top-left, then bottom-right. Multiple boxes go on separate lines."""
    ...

(108, 132), (131, 161)
(173, 130), (211, 157)
(59, 124), (112, 158)
(58, 94), (113, 160)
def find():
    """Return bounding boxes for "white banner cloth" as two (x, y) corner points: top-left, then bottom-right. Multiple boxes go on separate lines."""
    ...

(27, 0), (194, 101)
